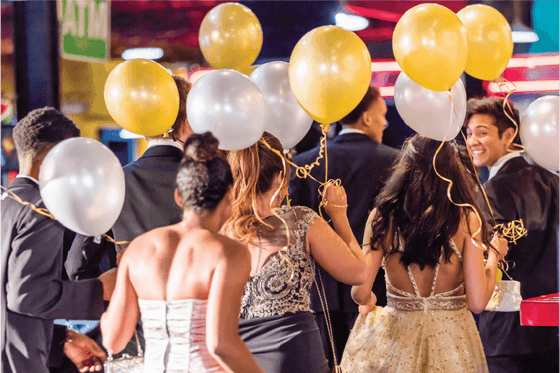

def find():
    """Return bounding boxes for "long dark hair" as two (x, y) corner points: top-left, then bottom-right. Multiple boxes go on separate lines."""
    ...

(370, 135), (493, 269)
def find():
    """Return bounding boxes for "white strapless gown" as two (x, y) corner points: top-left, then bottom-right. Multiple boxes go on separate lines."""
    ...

(138, 299), (226, 373)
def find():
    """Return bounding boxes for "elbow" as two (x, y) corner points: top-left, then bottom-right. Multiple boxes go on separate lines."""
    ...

(467, 297), (489, 315)
(206, 337), (235, 362)
(350, 263), (367, 286)
(469, 306), (484, 315)
(351, 286), (369, 305)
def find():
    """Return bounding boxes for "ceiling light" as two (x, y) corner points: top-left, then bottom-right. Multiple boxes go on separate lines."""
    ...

(511, 22), (539, 44)
(121, 47), (164, 60)
(335, 12), (369, 32)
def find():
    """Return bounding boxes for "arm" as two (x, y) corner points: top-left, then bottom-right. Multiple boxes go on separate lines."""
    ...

(7, 212), (104, 320)
(351, 209), (384, 313)
(205, 238), (265, 373)
(100, 252), (140, 354)
(66, 232), (116, 280)
(307, 185), (366, 285)
(462, 213), (509, 314)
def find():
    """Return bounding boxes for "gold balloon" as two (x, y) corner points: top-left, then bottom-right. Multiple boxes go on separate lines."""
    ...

(199, 3), (263, 71)
(104, 59), (179, 137)
(496, 268), (503, 282)
(289, 26), (371, 124)
(457, 4), (513, 81)
(393, 4), (467, 92)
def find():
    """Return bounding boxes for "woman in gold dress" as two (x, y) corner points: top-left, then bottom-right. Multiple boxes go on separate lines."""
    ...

(342, 135), (508, 373)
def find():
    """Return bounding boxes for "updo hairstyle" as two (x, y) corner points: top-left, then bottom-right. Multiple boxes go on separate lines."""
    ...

(176, 132), (233, 214)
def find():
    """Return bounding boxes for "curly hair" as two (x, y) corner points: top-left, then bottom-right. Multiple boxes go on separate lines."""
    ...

(370, 135), (495, 269)
(223, 132), (289, 243)
(13, 107), (80, 157)
(176, 132), (233, 214)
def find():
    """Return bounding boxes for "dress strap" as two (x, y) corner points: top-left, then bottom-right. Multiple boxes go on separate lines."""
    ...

(450, 239), (463, 261)
(405, 266), (422, 297)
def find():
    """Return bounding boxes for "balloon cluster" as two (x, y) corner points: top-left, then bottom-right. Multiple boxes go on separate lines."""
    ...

(186, 4), (372, 150)
(393, 3), (514, 141)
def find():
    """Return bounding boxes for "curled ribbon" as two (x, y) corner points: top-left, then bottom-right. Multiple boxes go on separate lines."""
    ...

(495, 77), (525, 153)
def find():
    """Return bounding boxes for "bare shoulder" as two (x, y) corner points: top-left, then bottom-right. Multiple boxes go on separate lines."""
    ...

(120, 226), (177, 262)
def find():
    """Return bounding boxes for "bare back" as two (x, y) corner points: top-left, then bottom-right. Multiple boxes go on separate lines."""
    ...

(126, 223), (240, 301)
(383, 218), (471, 298)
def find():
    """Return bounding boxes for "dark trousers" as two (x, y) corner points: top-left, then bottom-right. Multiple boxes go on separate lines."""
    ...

(487, 351), (560, 373)
(314, 311), (358, 369)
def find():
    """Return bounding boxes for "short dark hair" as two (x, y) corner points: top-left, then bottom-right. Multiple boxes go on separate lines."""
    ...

(145, 76), (191, 140)
(176, 132), (233, 214)
(13, 107), (80, 157)
(340, 86), (381, 125)
(466, 97), (520, 142)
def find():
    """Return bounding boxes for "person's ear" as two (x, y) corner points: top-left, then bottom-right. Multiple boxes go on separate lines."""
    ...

(174, 188), (183, 208)
(503, 127), (515, 144)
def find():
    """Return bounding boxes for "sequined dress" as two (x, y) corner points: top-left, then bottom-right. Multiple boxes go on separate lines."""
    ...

(238, 205), (330, 373)
(341, 241), (489, 373)
(139, 299), (226, 373)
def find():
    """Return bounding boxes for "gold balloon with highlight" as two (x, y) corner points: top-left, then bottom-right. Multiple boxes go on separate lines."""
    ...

(104, 59), (179, 137)
(289, 26), (372, 124)
(457, 4), (513, 81)
(199, 3), (263, 71)
(393, 4), (467, 92)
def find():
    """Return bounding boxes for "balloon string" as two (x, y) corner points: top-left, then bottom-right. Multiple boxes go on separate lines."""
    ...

(1, 185), (130, 245)
(494, 220), (527, 244)
(495, 77), (525, 152)
(1, 185), (55, 220)
(432, 93), (487, 251)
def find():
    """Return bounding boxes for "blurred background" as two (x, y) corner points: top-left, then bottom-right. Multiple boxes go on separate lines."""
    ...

(1, 0), (559, 186)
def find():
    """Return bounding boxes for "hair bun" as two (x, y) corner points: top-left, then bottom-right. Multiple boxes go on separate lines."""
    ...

(184, 132), (219, 163)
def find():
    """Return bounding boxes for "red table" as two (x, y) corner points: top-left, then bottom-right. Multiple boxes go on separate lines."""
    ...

(520, 293), (559, 326)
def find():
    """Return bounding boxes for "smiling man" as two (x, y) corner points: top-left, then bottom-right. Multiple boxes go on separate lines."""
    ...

(465, 97), (559, 373)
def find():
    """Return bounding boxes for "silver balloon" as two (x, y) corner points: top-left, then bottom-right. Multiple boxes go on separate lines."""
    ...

(250, 62), (313, 149)
(520, 95), (559, 171)
(39, 138), (125, 236)
(187, 69), (266, 150)
(394, 72), (466, 141)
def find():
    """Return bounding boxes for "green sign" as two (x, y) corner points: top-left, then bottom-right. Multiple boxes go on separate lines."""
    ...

(60, 0), (110, 63)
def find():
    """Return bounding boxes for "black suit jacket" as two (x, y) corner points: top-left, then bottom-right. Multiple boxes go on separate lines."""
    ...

(1, 178), (104, 373)
(478, 156), (559, 356)
(290, 133), (399, 312)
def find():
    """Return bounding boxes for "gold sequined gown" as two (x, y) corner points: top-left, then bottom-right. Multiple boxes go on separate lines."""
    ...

(341, 242), (489, 373)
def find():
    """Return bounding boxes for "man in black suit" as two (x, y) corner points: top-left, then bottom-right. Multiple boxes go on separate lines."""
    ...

(465, 97), (559, 373)
(66, 76), (193, 355)
(1, 107), (115, 373)
(289, 86), (399, 368)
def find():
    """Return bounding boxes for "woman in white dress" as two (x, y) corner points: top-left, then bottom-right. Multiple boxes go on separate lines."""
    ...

(100, 132), (265, 373)
(342, 135), (509, 373)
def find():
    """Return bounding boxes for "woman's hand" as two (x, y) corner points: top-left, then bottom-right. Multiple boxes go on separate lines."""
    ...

(490, 233), (509, 261)
(322, 183), (348, 218)
(358, 291), (377, 316)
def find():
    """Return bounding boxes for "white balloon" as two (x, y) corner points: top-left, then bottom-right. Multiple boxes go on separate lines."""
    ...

(187, 69), (266, 150)
(394, 72), (466, 141)
(39, 138), (125, 236)
(520, 95), (559, 171)
(250, 62), (313, 149)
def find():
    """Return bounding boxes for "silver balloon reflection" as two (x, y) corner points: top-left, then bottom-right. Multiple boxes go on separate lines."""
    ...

(520, 95), (559, 171)
(187, 69), (266, 150)
(39, 138), (126, 236)
(394, 72), (466, 142)
(250, 62), (313, 149)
